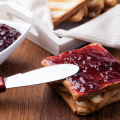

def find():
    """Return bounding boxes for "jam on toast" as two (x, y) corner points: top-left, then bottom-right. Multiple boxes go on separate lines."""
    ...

(41, 43), (120, 115)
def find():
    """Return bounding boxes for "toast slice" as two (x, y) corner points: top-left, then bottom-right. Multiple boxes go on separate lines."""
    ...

(87, 0), (104, 11)
(87, 0), (104, 18)
(41, 43), (120, 102)
(66, 5), (88, 22)
(66, 0), (117, 22)
(66, 0), (104, 22)
(104, 0), (117, 7)
(48, 81), (120, 115)
(103, 0), (117, 12)
(46, 0), (91, 28)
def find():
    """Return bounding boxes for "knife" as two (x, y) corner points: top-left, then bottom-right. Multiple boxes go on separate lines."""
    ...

(0, 64), (79, 93)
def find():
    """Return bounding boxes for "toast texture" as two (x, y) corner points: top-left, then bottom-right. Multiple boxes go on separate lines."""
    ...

(42, 43), (120, 101)
(102, 0), (117, 12)
(46, 0), (91, 28)
(66, 5), (88, 22)
(48, 81), (120, 115)
(67, 0), (117, 22)
(41, 43), (120, 115)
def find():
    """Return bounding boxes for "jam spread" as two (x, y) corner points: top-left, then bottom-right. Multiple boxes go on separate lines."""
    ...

(44, 44), (120, 95)
(0, 23), (21, 52)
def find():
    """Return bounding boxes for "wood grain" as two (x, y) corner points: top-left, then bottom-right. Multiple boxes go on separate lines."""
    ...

(0, 1), (120, 120)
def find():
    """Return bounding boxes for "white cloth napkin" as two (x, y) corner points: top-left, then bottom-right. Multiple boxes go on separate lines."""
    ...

(1, 0), (120, 49)
(54, 4), (120, 49)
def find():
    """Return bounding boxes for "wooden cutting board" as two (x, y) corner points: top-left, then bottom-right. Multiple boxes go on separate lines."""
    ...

(0, 1), (120, 120)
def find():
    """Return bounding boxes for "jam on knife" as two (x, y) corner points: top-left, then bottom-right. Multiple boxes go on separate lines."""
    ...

(43, 44), (120, 96)
(0, 23), (21, 52)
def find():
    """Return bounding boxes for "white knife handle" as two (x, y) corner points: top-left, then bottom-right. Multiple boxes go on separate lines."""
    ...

(0, 77), (6, 93)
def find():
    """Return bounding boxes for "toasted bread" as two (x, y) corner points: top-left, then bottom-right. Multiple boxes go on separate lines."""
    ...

(46, 0), (92, 28)
(66, 0), (117, 22)
(66, 0), (104, 22)
(103, 0), (117, 12)
(87, 0), (104, 18)
(66, 5), (88, 22)
(104, 0), (117, 7)
(41, 43), (120, 115)
(87, 0), (104, 11)
(87, 8), (101, 18)
(48, 81), (120, 115)
(41, 43), (120, 101)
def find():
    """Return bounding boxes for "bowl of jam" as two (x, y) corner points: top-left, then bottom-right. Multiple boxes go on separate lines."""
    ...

(0, 19), (31, 65)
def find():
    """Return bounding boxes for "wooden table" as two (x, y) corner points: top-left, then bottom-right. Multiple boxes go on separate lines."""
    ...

(0, 2), (120, 120)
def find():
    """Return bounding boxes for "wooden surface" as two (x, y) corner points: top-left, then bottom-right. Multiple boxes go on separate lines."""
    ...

(0, 2), (120, 120)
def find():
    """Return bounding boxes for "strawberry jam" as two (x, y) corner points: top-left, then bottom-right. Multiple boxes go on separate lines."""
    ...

(0, 23), (21, 52)
(43, 44), (120, 95)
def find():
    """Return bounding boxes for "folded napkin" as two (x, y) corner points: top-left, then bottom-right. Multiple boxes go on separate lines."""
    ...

(54, 4), (120, 49)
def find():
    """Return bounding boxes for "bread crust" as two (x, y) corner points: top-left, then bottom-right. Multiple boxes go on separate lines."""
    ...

(48, 81), (93, 115)
(66, 0), (117, 21)
(47, 0), (92, 28)
(48, 81), (120, 115)
(41, 43), (120, 102)
(66, 5), (88, 22)
(41, 43), (120, 115)
(104, 0), (117, 7)
(84, 88), (120, 111)
(87, 0), (104, 11)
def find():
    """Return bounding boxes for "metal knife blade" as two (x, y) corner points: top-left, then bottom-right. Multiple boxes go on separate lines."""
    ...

(2, 64), (79, 90)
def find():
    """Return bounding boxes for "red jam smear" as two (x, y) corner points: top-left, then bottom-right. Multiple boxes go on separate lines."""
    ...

(44, 44), (120, 95)
(0, 23), (21, 52)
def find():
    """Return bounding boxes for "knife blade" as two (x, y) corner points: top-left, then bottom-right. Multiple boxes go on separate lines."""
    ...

(0, 64), (79, 93)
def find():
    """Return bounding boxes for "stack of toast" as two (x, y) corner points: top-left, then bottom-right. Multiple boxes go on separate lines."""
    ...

(46, 0), (117, 28)
(41, 43), (120, 115)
